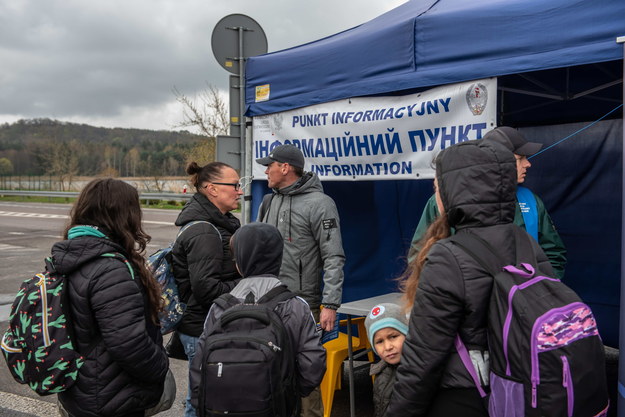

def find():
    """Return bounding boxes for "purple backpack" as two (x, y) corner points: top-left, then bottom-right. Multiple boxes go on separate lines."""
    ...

(451, 228), (609, 417)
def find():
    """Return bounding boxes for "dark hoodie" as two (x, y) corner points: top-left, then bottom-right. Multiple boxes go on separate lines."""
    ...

(388, 140), (554, 417)
(231, 222), (283, 277)
(189, 223), (327, 407)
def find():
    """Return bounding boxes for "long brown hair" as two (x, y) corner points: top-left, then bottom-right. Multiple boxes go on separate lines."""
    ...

(64, 178), (162, 324)
(398, 212), (450, 312)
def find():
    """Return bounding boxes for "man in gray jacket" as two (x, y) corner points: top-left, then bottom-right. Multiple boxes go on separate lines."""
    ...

(257, 144), (345, 417)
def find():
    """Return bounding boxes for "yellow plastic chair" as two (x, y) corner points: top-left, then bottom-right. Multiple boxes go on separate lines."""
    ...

(320, 317), (374, 417)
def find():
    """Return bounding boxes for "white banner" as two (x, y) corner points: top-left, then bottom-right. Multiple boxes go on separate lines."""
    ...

(252, 78), (497, 180)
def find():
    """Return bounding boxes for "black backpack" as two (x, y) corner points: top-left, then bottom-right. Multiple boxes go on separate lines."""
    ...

(197, 285), (300, 417)
(451, 228), (609, 417)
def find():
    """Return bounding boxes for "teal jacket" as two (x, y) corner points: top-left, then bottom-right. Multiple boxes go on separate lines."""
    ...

(407, 189), (567, 279)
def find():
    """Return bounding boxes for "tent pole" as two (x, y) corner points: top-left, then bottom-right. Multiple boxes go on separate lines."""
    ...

(618, 35), (625, 417)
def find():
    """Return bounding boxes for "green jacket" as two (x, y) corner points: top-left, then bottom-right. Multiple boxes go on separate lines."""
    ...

(407, 189), (567, 279)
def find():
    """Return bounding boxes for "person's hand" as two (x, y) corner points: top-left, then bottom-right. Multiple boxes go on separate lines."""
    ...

(319, 307), (337, 332)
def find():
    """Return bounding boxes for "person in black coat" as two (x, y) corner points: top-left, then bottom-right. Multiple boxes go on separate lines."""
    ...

(55, 178), (168, 417)
(388, 140), (554, 416)
(171, 161), (243, 417)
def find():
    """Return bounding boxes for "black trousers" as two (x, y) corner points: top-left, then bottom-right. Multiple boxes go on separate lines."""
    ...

(426, 387), (488, 417)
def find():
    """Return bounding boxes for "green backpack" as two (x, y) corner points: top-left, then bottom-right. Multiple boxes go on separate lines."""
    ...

(0, 253), (132, 395)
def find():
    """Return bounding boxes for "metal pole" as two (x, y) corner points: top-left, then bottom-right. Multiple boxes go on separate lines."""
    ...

(617, 35), (625, 417)
(238, 26), (250, 225)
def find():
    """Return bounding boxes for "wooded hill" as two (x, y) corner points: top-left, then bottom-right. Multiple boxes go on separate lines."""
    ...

(0, 118), (212, 177)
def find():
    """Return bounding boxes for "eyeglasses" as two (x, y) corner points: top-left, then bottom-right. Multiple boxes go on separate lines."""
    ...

(211, 182), (242, 191)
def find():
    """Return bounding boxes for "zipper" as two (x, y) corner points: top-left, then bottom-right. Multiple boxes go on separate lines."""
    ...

(530, 301), (587, 409)
(36, 273), (51, 347)
(205, 335), (281, 353)
(268, 341), (281, 352)
(561, 356), (573, 417)
(217, 362), (223, 377)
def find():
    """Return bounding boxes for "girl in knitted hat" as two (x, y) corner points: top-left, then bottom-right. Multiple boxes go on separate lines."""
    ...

(365, 303), (409, 417)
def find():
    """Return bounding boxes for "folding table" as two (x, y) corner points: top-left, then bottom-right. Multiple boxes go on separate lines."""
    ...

(336, 292), (402, 417)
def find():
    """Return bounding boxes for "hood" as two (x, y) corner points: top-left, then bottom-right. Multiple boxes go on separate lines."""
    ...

(436, 139), (517, 230)
(276, 171), (323, 196)
(231, 223), (283, 277)
(51, 233), (126, 276)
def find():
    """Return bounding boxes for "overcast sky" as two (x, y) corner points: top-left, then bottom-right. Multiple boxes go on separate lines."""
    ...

(0, 0), (406, 131)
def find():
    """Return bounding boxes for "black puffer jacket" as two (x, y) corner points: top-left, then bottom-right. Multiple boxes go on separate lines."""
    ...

(387, 140), (554, 416)
(172, 193), (241, 336)
(54, 236), (168, 417)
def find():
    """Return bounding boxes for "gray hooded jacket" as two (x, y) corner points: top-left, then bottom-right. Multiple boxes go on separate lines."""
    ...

(258, 172), (345, 309)
(189, 223), (326, 406)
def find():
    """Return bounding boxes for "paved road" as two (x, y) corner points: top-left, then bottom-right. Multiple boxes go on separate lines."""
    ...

(0, 201), (374, 417)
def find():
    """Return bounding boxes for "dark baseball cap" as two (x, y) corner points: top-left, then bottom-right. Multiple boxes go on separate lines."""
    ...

(483, 126), (543, 156)
(256, 144), (305, 169)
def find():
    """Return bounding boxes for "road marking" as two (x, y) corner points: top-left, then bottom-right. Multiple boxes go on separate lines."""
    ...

(144, 220), (174, 225)
(0, 211), (68, 219)
(0, 243), (36, 252)
(0, 211), (172, 225)
(0, 391), (58, 415)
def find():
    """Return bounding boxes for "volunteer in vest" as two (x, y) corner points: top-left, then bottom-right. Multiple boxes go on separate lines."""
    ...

(55, 178), (168, 417)
(189, 222), (326, 415)
(407, 126), (567, 279)
(172, 161), (243, 417)
(256, 144), (345, 417)
(387, 140), (553, 416)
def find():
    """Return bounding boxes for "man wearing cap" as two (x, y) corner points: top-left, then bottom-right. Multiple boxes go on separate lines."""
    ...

(256, 144), (345, 417)
(407, 126), (567, 278)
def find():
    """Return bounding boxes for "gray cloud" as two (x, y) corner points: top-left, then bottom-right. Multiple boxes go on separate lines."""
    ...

(0, 0), (405, 130)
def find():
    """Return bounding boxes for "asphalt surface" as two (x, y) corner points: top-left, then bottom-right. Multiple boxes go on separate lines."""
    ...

(0, 201), (376, 417)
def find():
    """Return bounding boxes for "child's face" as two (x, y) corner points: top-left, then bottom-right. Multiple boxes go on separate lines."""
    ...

(373, 327), (406, 365)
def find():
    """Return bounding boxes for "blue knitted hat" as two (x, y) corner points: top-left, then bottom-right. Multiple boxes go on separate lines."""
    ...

(364, 303), (409, 347)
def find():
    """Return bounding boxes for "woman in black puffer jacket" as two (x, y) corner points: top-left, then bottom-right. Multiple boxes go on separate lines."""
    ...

(171, 161), (243, 417)
(387, 140), (553, 416)
(55, 178), (168, 417)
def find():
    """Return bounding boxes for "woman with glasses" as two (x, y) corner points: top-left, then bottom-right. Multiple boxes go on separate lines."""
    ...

(171, 161), (243, 417)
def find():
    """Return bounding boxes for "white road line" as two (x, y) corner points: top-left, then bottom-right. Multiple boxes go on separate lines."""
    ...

(144, 220), (174, 225)
(0, 211), (172, 225)
(0, 391), (58, 415)
(0, 211), (68, 219)
(0, 243), (36, 252)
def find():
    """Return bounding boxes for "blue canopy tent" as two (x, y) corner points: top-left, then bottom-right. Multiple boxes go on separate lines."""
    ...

(244, 0), (624, 409)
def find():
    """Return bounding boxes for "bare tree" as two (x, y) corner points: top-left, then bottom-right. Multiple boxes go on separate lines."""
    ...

(38, 140), (80, 191)
(173, 84), (229, 166)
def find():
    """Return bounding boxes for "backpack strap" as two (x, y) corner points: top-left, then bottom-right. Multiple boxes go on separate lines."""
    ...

(176, 220), (222, 243)
(256, 285), (296, 310)
(258, 193), (275, 222)
(454, 335), (488, 398)
(214, 293), (242, 311)
(100, 252), (135, 279)
(449, 227), (538, 277)
(448, 232), (502, 276)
